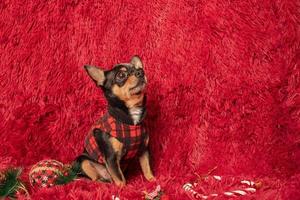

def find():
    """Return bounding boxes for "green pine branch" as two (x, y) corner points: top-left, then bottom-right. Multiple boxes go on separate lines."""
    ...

(55, 162), (81, 185)
(0, 168), (23, 199)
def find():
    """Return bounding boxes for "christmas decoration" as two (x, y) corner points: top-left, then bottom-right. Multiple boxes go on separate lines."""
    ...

(112, 195), (120, 200)
(29, 160), (80, 188)
(55, 162), (81, 185)
(0, 168), (29, 199)
(183, 175), (262, 199)
(143, 185), (169, 200)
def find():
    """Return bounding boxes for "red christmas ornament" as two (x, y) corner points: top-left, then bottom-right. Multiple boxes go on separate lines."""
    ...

(144, 185), (169, 200)
(29, 160), (65, 188)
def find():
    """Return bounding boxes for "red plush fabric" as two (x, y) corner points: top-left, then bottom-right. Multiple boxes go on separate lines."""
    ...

(0, 0), (299, 199)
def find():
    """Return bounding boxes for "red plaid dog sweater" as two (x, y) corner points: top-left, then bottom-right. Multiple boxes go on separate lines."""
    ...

(84, 113), (147, 164)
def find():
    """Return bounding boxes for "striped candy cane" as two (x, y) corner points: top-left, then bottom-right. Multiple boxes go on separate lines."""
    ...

(183, 183), (217, 199)
(112, 195), (120, 200)
(183, 175), (259, 199)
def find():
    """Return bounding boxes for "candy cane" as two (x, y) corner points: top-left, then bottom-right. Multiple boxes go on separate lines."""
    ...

(183, 183), (214, 199)
(112, 195), (120, 200)
(183, 175), (259, 199)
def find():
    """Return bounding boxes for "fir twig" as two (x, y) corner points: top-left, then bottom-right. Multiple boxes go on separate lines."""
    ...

(0, 168), (26, 199)
(55, 162), (81, 185)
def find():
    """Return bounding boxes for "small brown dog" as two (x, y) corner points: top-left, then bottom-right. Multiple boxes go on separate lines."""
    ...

(76, 56), (155, 187)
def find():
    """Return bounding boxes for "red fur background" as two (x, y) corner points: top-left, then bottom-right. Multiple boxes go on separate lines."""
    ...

(0, 0), (299, 199)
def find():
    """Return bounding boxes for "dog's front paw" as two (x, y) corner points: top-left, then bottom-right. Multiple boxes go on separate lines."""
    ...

(115, 180), (126, 188)
(146, 175), (156, 182)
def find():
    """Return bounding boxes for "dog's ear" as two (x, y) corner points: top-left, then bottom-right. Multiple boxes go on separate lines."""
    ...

(84, 65), (105, 86)
(130, 55), (143, 69)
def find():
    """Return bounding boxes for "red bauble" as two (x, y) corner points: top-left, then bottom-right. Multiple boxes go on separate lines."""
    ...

(29, 160), (65, 188)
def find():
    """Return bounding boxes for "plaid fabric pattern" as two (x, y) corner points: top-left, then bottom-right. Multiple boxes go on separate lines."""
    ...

(85, 113), (146, 164)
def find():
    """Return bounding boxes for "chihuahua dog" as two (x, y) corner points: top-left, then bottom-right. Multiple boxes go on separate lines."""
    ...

(77, 56), (154, 187)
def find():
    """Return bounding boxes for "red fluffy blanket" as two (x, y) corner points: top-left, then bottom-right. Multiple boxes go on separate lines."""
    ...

(0, 0), (299, 199)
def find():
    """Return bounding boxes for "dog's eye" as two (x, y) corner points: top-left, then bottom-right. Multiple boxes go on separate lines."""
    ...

(116, 71), (127, 82)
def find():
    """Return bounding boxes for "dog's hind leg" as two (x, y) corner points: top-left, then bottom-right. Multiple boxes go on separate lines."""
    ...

(81, 159), (112, 182)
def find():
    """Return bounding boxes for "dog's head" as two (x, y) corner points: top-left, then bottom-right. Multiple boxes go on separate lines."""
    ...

(84, 56), (147, 108)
